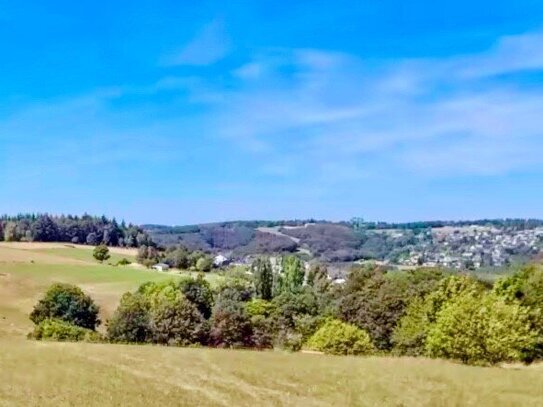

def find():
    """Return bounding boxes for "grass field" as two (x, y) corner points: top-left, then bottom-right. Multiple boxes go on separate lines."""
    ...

(1, 243), (542, 406)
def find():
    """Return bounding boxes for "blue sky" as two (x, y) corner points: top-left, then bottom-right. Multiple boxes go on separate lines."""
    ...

(1, 1), (543, 225)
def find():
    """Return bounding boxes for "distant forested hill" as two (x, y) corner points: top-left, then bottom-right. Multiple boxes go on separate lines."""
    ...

(143, 218), (543, 265)
(143, 220), (404, 261)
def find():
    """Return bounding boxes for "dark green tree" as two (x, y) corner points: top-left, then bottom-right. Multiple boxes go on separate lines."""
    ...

(278, 255), (305, 295)
(30, 283), (100, 330)
(107, 292), (150, 343)
(178, 274), (214, 319)
(149, 294), (209, 346)
(209, 299), (253, 348)
(93, 243), (110, 262)
(252, 257), (274, 300)
(32, 215), (60, 242)
(338, 266), (409, 350)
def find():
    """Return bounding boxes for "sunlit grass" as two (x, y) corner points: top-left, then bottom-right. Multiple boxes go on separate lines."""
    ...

(1, 243), (542, 406)
(35, 247), (137, 264)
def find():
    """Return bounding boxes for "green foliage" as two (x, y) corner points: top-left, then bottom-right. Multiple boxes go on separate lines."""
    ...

(494, 265), (543, 307)
(306, 264), (330, 291)
(1, 213), (150, 247)
(274, 329), (304, 352)
(391, 297), (431, 356)
(252, 257), (274, 300)
(493, 264), (543, 360)
(109, 278), (211, 345)
(29, 318), (101, 342)
(277, 256), (305, 295)
(116, 258), (131, 266)
(93, 243), (111, 262)
(424, 275), (486, 317)
(30, 283), (100, 329)
(32, 215), (60, 242)
(272, 289), (318, 330)
(107, 292), (150, 343)
(196, 256), (213, 272)
(3, 221), (20, 242)
(215, 271), (254, 302)
(178, 274), (214, 319)
(164, 245), (192, 269)
(392, 275), (485, 356)
(426, 293), (537, 365)
(149, 295), (209, 346)
(270, 288), (320, 351)
(137, 280), (179, 308)
(338, 267), (408, 350)
(250, 315), (274, 349)
(294, 314), (326, 343)
(136, 245), (161, 267)
(306, 319), (374, 356)
(209, 299), (254, 348)
(245, 298), (276, 318)
(306, 264), (337, 315)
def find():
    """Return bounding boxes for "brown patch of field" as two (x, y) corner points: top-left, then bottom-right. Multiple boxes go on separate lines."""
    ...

(0, 242), (138, 256)
(0, 242), (74, 250)
(0, 245), (91, 265)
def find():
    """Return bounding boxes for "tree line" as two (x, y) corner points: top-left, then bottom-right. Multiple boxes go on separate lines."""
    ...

(0, 213), (153, 247)
(352, 217), (543, 231)
(27, 258), (543, 365)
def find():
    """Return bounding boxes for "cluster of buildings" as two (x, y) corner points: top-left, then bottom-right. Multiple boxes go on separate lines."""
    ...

(394, 226), (543, 269)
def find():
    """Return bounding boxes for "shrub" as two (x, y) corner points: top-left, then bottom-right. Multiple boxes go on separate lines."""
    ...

(29, 319), (101, 342)
(178, 274), (214, 319)
(215, 273), (255, 303)
(250, 315), (274, 349)
(196, 256), (213, 272)
(245, 299), (276, 318)
(209, 299), (253, 348)
(137, 280), (179, 308)
(107, 292), (150, 343)
(30, 283), (100, 329)
(294, 314), (326, 343)
(274, 329), (304, 352)
(426, 293), (537, 365)
(271, 289), (318, 329)
(306, 319), (374, 356)
(117, 258), (131, 266)
(93, 243), (110, 262)
(149, 295), (209, 346)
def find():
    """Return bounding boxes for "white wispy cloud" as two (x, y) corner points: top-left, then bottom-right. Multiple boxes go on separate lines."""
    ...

(163, 19), (230, 66)
(3, 29), (543, 191)
(197, 30), (543, 180)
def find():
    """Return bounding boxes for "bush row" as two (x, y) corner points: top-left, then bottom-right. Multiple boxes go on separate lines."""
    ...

(27, 259), (543, 365)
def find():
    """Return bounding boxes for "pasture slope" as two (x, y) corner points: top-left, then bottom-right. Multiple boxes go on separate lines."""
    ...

(0, 242), (542, 407)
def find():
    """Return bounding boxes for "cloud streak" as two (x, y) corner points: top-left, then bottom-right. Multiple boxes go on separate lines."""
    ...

(194, 31), (543, 180)
(163, 19), (230, 66)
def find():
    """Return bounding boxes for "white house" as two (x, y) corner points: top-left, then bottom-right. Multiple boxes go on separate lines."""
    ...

(213, 254), (229, 267)
(152, 263), (170, 272)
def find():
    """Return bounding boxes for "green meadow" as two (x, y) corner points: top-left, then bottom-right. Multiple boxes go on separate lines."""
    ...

(1, 243), (542, 406)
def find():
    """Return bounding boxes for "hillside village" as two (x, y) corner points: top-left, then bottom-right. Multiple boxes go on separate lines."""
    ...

(145, 220), (543, 271)
(388, 226), (543, 269)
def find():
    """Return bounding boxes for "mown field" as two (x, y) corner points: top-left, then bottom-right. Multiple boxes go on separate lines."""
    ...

(0, 243), (542, 406)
